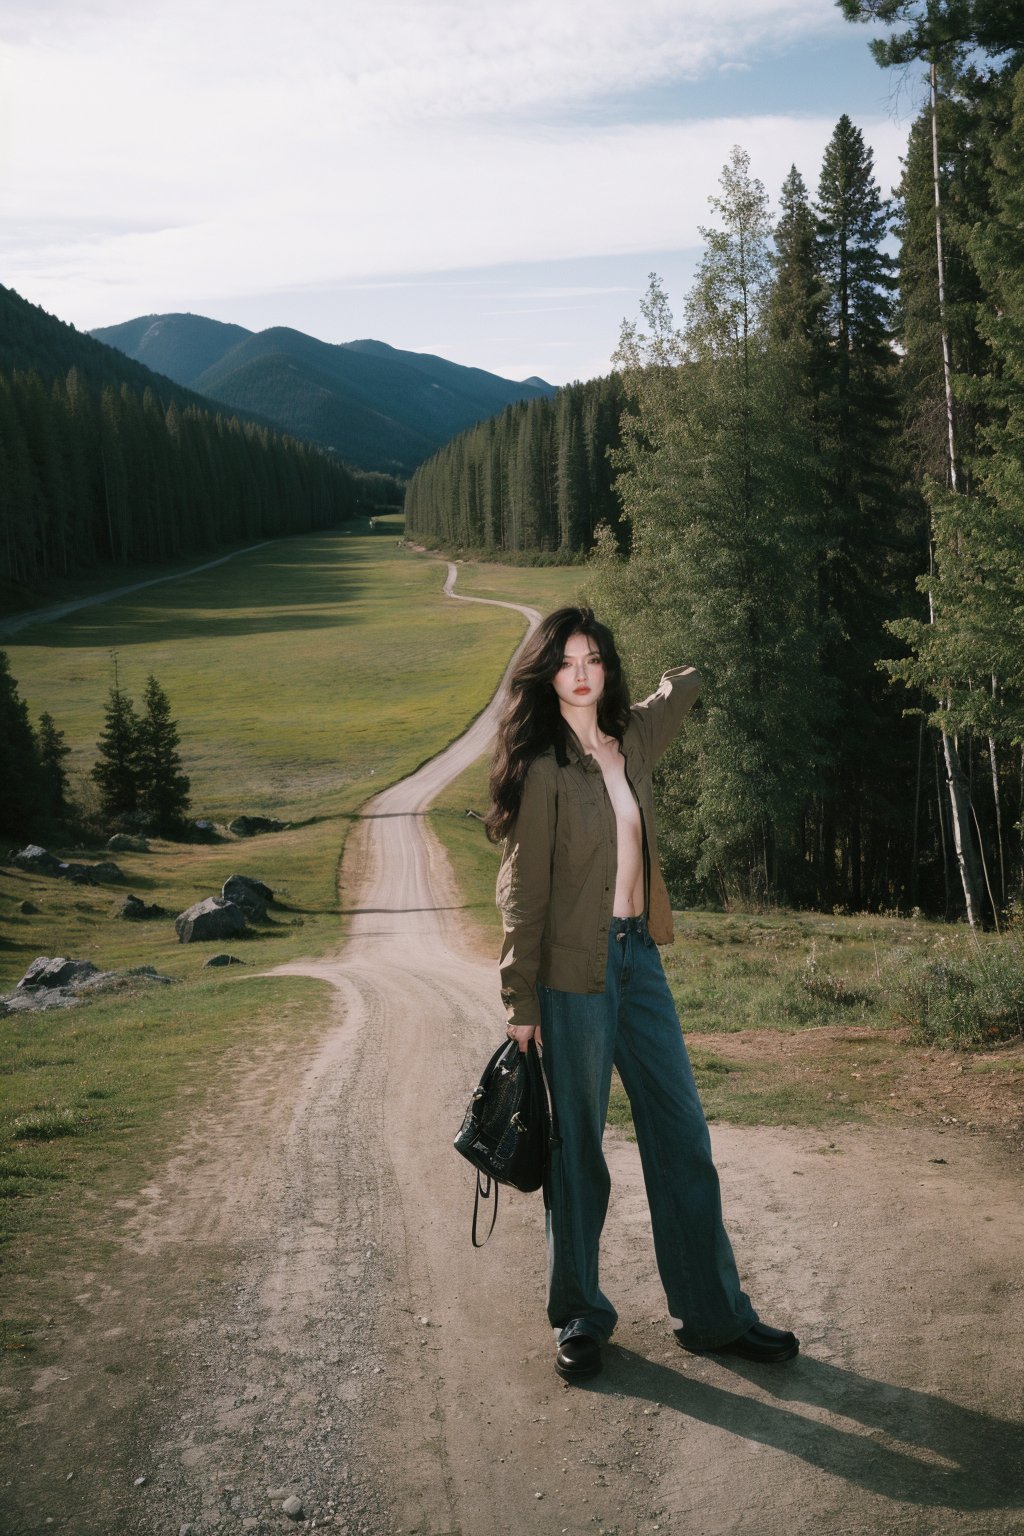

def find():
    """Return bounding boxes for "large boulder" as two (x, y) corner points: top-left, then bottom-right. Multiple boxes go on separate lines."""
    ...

(221, 874), (273, 921)
(175, 897), (248, 944)
(205, 953), (245, 967)
(107, 833), (149, 853)
(117, 894), (169, 921)
(190, 819), (221, 844)
(11, 845), (63, 875)
(4, 962), (173, 1014)
(229, 815), (288, 837)
(18, 956), (100, 990)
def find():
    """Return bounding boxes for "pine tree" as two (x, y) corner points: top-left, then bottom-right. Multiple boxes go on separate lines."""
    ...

(0, 651), (44, 838)
(837, 0), (1022, 922)
(92, 682), (142, 824)
(37, 711), (71, 822)
(813, 115), (916, 910)
(592, 150), (833, 905)
(137, 674), (191, 834)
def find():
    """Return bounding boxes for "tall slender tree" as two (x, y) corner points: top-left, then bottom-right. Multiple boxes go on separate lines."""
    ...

(592, 149), (834, 905)
(36, 712), (71, 823)
(0, 651), (43, 838)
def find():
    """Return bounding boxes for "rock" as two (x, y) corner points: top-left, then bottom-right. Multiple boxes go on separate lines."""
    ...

(175, 896), (248, 944)
(18, 900), (39, 914)
(204, 953), (245, 967)
(4, 962), (173, 1013)
(10, 847), (125, 885)
(11, 844), (63, 875)
(229, 815), (288, 837)
(58, 861), (97, 884)
(2, 987), (78, 1013)
(107, 833), (149, 853)
(221, 874), (273, 920)
(281, 1495), (304, 1519)
(117, 894), (169, 921)
(87, 860), (125, 884)
(266, 1488), (291, 1502)
(18, 957), (100, 991)
(191, 819), (220, 843)
(121, 965), (174, 984)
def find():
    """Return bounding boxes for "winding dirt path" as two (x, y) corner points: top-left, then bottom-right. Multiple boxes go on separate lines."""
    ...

(4, 565), (1023, 1535)
(0, 541), (274, 638)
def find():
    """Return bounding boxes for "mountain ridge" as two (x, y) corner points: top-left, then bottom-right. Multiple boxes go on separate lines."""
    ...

(91, 312), (554, 475)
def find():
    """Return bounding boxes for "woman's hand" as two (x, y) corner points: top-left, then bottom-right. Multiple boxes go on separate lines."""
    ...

(507, 1022), (542, 1053)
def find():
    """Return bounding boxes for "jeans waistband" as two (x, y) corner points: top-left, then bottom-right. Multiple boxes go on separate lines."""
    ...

(610, 914), (649, 940)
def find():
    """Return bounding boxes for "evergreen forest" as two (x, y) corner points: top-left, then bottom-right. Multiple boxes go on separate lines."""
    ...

(0, 286), (400, 591)
(404, 375), (627, 555)
(411, 8), (1024, 927)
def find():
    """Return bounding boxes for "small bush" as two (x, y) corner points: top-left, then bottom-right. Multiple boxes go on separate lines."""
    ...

(881, 938), (1024, 1046)
(799, 942), (863, 1007)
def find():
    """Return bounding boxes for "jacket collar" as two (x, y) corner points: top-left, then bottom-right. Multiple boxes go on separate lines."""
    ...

(558, 724), (629, 774)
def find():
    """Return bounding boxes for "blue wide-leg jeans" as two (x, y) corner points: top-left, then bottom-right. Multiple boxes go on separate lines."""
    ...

(538, 915), (758, 1349)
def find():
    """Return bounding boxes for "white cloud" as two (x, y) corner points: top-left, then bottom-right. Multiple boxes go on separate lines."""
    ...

(0, 0), (907, 371)
(3, 110), (909, 327)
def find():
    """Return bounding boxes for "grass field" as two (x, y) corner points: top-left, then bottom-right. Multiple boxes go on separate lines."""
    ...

(428, 724), (1024, 1142)
(2, 535), (1020, 1285)
(0, 530), (528, 1257)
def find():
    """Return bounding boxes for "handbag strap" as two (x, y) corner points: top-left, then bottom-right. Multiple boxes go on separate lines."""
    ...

(471, 1169), (499, 1248)
(534, 1042), (559, 1213)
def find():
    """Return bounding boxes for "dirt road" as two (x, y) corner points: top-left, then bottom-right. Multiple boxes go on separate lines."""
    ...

(0, 541), (273, 638)
(4, 567), (1022, 1535)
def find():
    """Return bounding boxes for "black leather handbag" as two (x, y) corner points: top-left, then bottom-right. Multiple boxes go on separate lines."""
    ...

(453, 1037), (553, 1246)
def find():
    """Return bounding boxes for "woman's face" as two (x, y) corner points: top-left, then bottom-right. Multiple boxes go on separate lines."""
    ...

(552, 631), (605, 713)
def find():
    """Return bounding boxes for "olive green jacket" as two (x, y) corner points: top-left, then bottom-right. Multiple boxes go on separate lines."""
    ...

(496, 666), (701, 1030)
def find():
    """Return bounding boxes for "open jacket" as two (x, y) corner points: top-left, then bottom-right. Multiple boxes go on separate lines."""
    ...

(496, 666), (701, 1031)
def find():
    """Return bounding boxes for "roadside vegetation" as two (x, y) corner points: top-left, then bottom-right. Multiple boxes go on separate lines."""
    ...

(430, 754), (1024, 1143)
(0, 531), (524, 1263)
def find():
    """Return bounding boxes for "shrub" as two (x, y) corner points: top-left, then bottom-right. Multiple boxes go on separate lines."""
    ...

(881, 937), (1024, 1046)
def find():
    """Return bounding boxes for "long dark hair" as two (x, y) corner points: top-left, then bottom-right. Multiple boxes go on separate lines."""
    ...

(486, 606), (630, 843)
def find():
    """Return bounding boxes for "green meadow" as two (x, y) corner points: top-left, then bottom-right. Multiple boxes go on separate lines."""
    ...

(0, 529), (532, 1261)
(2, 534), (1019, 1290)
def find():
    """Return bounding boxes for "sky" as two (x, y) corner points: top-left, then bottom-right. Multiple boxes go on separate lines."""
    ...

(0, 1), (928, 386)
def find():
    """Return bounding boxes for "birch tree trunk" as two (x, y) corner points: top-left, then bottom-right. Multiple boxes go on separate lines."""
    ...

(929, 57), (984, 926)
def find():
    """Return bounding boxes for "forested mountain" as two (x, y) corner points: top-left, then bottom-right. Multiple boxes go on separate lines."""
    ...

(404, 375), (626, 554)
(91, 314), (554, 475)
(0, 287), (396, 591)
(0, 286), (256, 422)
(89, 312), (250, 387)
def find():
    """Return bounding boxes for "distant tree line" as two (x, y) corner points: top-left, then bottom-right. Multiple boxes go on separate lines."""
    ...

(0, 650), (190, 841)
(404, 376), (627, 555)
(584, 13), (1024, 926)
(0, 366), (375, 587)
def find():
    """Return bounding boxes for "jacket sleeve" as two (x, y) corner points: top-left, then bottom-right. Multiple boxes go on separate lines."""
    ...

(631, 665), (702, 763)
(496, 757), (556, 1032)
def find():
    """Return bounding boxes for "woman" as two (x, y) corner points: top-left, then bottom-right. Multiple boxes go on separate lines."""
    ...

(487, 606), (798, 1382)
